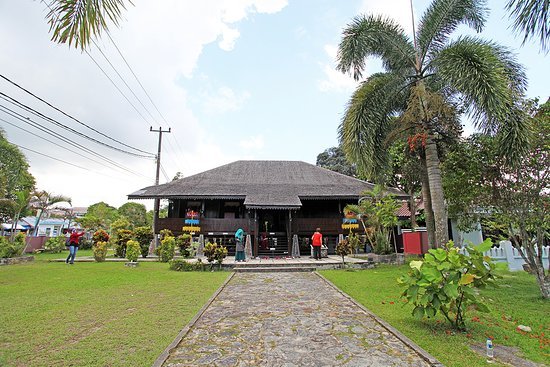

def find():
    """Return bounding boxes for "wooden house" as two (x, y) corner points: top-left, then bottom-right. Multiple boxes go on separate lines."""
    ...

(128, 160), (405, 256)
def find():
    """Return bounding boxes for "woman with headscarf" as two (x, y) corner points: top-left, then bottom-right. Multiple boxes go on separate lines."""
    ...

(234, 228), (245, 262)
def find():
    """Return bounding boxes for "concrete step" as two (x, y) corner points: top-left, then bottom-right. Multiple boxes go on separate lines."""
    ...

(234, 266), (316, 273)
(233, 262), (323, 268)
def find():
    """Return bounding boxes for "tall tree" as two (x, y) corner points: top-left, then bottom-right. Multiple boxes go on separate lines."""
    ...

(77, 201), (118, 231)
(316, 146), (358, 177)
(31, 191), (71, 236)
(46, 0), (132, 50)
(506, 0), (550, 52)
(118, 202), (147, 228)
(337, 0), (527, 247)
(0, 129), (35, 222)
(442, 98), (549, 298)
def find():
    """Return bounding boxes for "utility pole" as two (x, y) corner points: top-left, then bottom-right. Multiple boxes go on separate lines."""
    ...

(150, 126), (171, 252)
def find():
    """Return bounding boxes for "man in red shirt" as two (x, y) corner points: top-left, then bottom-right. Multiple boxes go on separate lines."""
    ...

(311, 228), (323, 260)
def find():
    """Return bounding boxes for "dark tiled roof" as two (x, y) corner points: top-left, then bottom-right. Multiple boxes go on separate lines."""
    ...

(128, 160), (406, 208)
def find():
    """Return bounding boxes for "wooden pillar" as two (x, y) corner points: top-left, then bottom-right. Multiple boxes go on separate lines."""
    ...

(287, 210), (292, 255)
(253, 209), (258, 257)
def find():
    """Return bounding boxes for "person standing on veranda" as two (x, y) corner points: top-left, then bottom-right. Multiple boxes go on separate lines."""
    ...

(311, 228), (322, 260)
(235, 228), (245, 262)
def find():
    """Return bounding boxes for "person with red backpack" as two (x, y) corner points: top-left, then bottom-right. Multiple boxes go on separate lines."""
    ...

(66, 229), (85, 264)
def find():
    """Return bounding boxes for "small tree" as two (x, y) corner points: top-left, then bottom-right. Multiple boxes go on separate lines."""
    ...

(92, 229), (110, 262)
(336, 239), (352, 266)
(175, 233), (192, 257)
(113, 229), (133, 258)
(203, 241), (227, 270)
(345, 185), (400, 254)
(134, 226), (153, 258)
(125, 240), (140, 262)
(398, 240), (499, 331)
(158, 236), (176, 263)
(348, 232), (361, 256)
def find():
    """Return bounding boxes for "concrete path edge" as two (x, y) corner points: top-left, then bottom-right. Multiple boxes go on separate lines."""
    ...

(315, 271), (445, 367)
(151, 272), (236, 367)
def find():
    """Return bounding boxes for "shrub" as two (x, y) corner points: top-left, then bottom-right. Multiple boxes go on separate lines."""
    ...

(397, 239), (500, 331)
(93, 241), (108, 262)
(203, 241), (227, 270)
(0, 236), (25, 258)
(78, 236), (93, 250)
(175, 234), (192, 257)
(113, 229), (133, 258)
(125, 240), (140, 262)
(134, 226), (153, 258)
(336, 239), (352, 265)
(159, 236), (175, 263)
(44, 236), (66, 253)
(348, 232), (361, 255)
(159, 228), (173, 241)
(92, 229), (110, 244)
(169, 258), (205, 271)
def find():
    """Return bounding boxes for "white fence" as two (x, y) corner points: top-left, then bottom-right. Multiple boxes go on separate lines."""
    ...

(459, 240), (549, 271)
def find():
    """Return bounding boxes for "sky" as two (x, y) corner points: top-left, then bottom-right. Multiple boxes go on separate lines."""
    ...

(0, 0), (547, 211)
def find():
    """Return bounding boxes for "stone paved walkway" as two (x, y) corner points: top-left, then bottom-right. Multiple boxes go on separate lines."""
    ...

(159, 272), (440, 367)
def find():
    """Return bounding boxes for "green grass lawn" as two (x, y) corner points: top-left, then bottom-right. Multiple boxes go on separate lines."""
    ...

(321, 265), (550, 367)
(0, 252), (229, 367)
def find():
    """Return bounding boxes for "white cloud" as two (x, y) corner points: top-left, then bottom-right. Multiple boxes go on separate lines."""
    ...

(202, 86), (251, 113)
(239, 135), (265, 150)
(317, 44), (357, 93)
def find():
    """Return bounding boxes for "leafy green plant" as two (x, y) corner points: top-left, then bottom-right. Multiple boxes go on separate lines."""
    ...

(169, 258), (205, 272)
(125, 240), (140, 262)
(78, 236), (93, 250)
(113, 229), (133, 258)
(397, 239), (500, 331)
(203, 241), (227, 270)
(175, 233), (192, 257)
(93, 241), (108, 262)
(158, 236), (175, 263)
(0, 236), (25, 258)
(348, 232), (361, 255)
(43, 236), (66, 253)
(159, 229), (173, 241)
(335, 239), (352, 265)
(134, 226), (153, 258)
(92, 229), (110, 244)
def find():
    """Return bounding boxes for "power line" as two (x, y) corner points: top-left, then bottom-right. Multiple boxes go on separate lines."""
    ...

(15, 143), (89, 171)
(0, 73), (154, 156)
(0, 104), (151, 178)
(0, 91), (155, 158)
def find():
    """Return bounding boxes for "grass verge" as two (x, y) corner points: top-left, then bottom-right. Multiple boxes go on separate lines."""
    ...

(0, 257), (229, 366)
(321, 265), (549, 367)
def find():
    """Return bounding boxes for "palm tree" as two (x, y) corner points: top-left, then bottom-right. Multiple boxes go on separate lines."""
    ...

(45, 0), (131, 50)
(337, 0), (528, 247)
(31, 190), (71, 236)
(10, 190), (32, 241)
(506, 0), (550, 52)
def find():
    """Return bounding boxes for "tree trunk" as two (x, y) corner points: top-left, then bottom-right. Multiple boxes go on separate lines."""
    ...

(420, 158), (436, 248)
(409, 188), (417, 229)
(424, 136), (449, 247)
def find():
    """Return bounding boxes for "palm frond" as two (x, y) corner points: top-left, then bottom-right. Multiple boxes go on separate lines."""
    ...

(433, 36), (527, 133)
(417, 0), (488, 65)
(506, 0), (550, 52)
(496, 106), (531, 164)
(46, 0), (131, 50)
(338, 73), (406, 179)
(337, 14), (416, 80)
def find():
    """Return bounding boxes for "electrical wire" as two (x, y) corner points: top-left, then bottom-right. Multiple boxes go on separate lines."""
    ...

(0, 104), (151, 178)
(0, 73), (154, 156)
(0, 91), (155, 158)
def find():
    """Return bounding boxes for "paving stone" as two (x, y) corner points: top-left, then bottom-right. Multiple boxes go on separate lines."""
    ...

(161, 272), (437, 366)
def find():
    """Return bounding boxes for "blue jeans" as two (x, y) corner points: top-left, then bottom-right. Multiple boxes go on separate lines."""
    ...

(66, 245), (78, 264)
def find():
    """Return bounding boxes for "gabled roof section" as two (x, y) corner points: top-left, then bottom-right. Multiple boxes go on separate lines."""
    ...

(128, 160), (406, 208)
